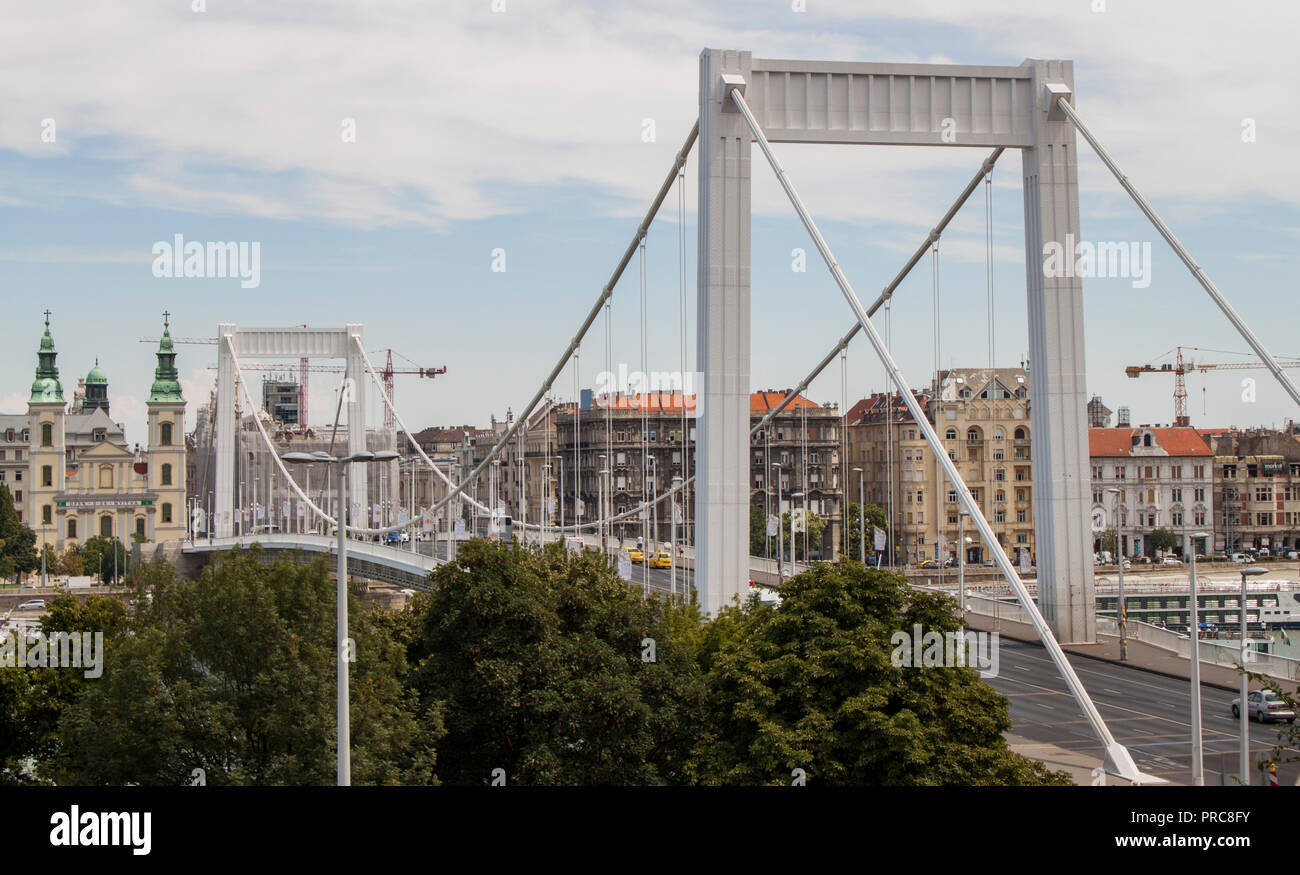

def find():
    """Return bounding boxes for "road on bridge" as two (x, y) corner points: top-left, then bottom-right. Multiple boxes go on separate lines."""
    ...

(992, 639), (1300, 786)
(412, 540), (697, 599)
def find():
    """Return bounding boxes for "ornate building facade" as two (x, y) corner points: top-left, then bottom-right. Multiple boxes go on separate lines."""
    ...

(10, 314), (187, 550)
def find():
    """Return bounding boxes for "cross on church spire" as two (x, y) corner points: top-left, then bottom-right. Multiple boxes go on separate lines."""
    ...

(162, 310), (170, 328)
(43, 309), (51, 328)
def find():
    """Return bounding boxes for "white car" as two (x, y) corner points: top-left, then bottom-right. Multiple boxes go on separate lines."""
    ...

(1160, 556), (1182, 566)
(15, 599), (46, 612)
(1232, 690), (1296, 724)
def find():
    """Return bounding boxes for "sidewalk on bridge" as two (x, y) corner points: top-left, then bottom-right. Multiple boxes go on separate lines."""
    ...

(1001, 733), (1130, 786)
(963, 611), (1247, 692)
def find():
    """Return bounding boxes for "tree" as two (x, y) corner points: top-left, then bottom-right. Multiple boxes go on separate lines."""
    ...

(79, 537), (126, 584)
(1098, 527), (1118, 556)
(54, 547), (439, 785)
(843, 502), (887, 559)
(40, 544), (58, 577)
(59, 545), (85, 578)
(781, 509), (827, 560)
(409, 539), (705, 785)
(683, 561), (1071, 785)
(0, 484), (37, 580)
(1149, 528), (1179, 556)
(0, 593), (131, 784)
(749, 503), (770, 556)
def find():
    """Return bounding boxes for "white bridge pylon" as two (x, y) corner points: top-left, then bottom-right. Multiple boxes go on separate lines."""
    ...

(215, 325), (367, 538)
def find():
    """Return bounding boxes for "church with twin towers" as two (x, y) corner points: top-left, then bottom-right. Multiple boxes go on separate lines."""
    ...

(0, 312), (188, 550)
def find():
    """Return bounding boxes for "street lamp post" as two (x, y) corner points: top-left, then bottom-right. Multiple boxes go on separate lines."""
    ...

(958, 510), (970, 620)
(599, 469), (610, 558)
(283, 448), (398, 787)
(1238, 565), (1268, 785)
(791, 492), (805, 570)
(541, 463), (552, 550)
(671, 475), (682, 599)
(598, 455), (607, 555)
(1108, 487), (1127, 661)
(1187, 531), (1210, 786)
(648, 456), (658, 554)
(773, 463), (784, 583)
(853, 467), (864, 564)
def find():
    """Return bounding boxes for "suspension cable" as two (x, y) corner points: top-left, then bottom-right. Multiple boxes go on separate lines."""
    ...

(418, 121), (700, 523)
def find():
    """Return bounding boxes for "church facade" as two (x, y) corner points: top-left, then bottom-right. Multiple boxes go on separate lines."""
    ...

(9, 315), (187, 551)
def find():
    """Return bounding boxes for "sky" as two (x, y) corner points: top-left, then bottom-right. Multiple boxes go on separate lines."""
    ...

(1, 0), (1298, 447)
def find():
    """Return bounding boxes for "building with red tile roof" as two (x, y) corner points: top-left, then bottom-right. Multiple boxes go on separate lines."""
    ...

(1088, 425), (1214, 558)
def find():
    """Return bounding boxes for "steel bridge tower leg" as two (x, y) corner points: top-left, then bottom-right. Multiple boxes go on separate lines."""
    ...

(1021, 59), (1096, 643)
(696, 48), (752, 614)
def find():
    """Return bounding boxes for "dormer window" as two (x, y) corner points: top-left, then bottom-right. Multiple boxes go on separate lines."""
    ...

(93, 429), (106, 442)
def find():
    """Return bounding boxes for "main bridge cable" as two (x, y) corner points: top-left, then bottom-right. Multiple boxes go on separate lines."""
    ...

(749, 147), (1005, 439)
(729, 85), (1151, 785)
(1052, 95), (1300, 412)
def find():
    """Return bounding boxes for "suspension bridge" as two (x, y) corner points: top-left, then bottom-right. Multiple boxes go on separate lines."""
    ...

(181, 49), (1300, 783)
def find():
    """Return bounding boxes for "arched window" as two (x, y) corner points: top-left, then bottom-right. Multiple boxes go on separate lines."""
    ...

(945, 428), (958, 440)
(67, 518), (76, 539)
(159, 422), (173, 446)
(100, 515), (113, 538)
(161, 463), (172, 486)
(135, 517), (145, 538)
(994, 428), (1004, 441)
(966, 427), (981, 442)
(1143, 433), (1153, 447)
(40, 423), (52, 447)
(1014, 427), (1027, 441)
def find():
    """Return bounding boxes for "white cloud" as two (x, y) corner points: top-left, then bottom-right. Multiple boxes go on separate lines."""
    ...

(1, 0), (1293, 231)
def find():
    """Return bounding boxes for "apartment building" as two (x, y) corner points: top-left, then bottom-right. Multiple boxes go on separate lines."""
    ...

(1200, 427), (1300, 555)
(1088, 425), (1215, 557)
(543, 389), (843, 555)
(845, 367), (1036, 567)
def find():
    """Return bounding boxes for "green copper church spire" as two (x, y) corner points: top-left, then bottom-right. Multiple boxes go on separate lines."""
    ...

(29, 310), (65, 404)
(149, 311), (184, 403)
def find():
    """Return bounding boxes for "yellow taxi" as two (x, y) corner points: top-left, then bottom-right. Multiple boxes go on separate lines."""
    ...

(649, 550), (672, 569)
(626, 546), (645, 564)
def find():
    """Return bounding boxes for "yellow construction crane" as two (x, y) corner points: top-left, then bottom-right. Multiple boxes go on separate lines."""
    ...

(1125, 345), (1300, 426)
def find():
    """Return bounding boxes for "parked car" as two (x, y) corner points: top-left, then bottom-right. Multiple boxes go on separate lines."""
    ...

(1232, 690), (1296, 724)
(15, 599), (46, 612)
(1288, 551), (1299, 561)
(1230, 553), (1254, 564)
(1160, 556), (1182, 566)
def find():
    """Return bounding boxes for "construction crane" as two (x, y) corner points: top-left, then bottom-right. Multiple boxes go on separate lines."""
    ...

(140, 335), (446, 432)
(1124, 345), (1300, 426)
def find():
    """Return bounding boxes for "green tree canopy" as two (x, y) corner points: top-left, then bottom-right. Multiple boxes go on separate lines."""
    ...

(682, 561), (1070, 785)
(0, 483), (37, 579)
(1149, 528), (1179, 555)
(79, 536), (127, 584)
(409, 539), (704, 785)
(843, 502), (888, 559)
(53, 547), (439, 785)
